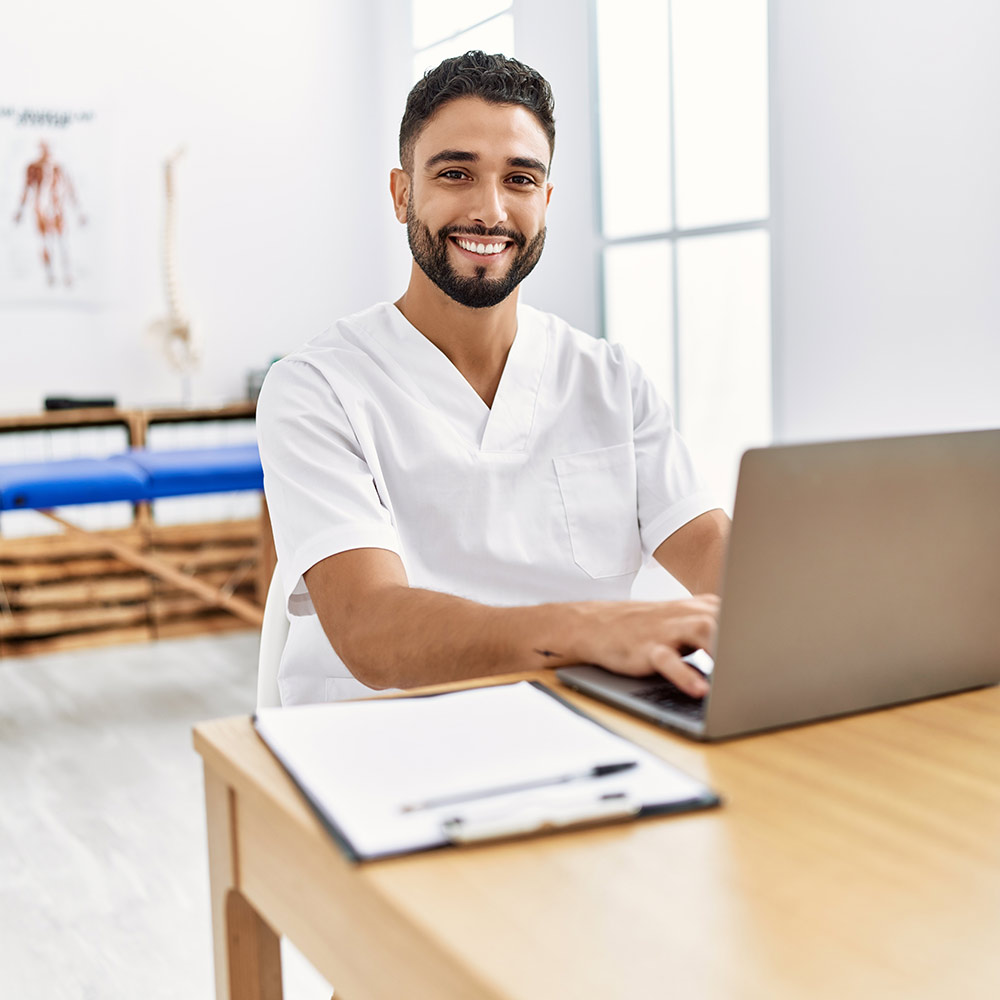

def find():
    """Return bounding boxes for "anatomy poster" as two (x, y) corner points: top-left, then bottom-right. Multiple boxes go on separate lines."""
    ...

(0, 105), (107, 304)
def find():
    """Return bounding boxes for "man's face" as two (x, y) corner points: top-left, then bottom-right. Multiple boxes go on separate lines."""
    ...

(394, 97), (553, 309)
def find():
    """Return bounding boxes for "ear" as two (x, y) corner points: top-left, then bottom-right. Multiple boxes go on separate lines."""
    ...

(389, 168), (410, 223)
(545, 181), (553, 208)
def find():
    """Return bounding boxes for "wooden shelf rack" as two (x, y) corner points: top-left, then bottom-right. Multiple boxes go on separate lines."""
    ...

(0, 403), (273, 658)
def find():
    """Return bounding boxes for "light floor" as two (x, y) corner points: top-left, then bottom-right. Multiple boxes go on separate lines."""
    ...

(0, 632), (332, 1000)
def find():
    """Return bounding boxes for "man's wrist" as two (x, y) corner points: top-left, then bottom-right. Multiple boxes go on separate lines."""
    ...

(521, 600), (596, 669)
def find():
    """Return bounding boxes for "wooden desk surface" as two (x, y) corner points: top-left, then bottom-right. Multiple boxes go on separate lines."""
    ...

(194, 675), (1000, 1000)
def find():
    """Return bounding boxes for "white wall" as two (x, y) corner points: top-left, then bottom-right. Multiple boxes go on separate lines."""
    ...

(370, 1), (419, 299)
(513, 0), (602, 337)
(0, 0), (387, 413)
(770, 0), (1000, 442)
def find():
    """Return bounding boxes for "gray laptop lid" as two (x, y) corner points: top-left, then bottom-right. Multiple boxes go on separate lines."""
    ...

(560, 428), (1000, 740)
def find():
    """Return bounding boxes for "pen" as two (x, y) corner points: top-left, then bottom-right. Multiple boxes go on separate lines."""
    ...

(399, 761), (638, 813)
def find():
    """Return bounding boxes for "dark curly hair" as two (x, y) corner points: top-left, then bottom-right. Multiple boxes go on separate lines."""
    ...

(399, 51), (556, 173)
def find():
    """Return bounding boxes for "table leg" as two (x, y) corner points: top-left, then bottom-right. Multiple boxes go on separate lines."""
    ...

(226, 891), (283, 1000)
(204, 767), (283, 1000)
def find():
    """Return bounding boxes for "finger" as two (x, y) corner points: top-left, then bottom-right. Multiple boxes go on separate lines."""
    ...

(649, 644), (710, 697)
(694, 592), (721, 604)
(666, 610), (718, 658)
(687, 593), (721, 612)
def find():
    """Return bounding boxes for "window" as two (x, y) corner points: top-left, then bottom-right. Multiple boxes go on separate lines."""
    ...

(596, 0), (771, 507)
(411, 2), (514, 83)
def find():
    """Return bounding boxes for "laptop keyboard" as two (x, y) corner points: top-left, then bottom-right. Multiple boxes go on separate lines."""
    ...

(631, 680), (707, 721)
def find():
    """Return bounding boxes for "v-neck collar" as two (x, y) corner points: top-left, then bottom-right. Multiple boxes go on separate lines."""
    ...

(376, 303), (548, 455)
(480, 310), (547, 453)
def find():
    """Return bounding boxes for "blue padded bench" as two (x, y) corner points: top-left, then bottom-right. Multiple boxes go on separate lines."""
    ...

(0, 456), (150, 510)
(0, 444), (265, 626)
(126, 443), (264, 500)
(0, 444), (263, 511)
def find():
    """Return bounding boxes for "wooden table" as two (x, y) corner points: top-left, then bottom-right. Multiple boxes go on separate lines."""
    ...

(193, 674), (1000, 1000)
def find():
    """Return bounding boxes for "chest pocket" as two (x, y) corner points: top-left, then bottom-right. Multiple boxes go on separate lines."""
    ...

(554, 442), (643, 579)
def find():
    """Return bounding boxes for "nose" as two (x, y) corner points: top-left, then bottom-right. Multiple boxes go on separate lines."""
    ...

(467, 179), (508, 229)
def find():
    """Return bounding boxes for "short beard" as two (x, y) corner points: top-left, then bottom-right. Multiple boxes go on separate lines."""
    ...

(406, 195), (546, 309)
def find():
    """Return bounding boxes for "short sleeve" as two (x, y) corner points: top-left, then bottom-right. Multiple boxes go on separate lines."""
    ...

(256, 358), (400, 616)
(625, 353), (720, 555)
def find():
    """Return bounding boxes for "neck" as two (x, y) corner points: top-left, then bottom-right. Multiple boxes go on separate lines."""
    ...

(395, 263), (520, 407)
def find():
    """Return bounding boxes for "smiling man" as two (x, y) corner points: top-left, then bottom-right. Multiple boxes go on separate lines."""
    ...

(256, 51), (730, 705)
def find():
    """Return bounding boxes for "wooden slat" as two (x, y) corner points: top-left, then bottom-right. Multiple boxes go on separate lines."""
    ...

(144, 402), (255, 425)
(155, 615), (255, 640)
(0, 528), (146, 561)
(154, 568), (257, 596)
(0, 623), (154, 657)
(150, 595), (208, 621)
(149, 592), (256, 622)
(1, 578), (252, 633)
(0, 602), (149, 638)
(7, 573), (254, 610)
(0, 611), (254, 655)
(0, 518), (259, 557)
(0, 400), (254, 433)
(0, 408), (127, 432)
(152, 544), (258, 572)
(149, 518), (260, 546)
(12, 577), (154, 608)
(1, 555), (257, 590)
(0, 557), (136, 585)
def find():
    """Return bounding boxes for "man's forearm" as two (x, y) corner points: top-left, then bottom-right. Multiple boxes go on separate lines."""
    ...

(321, 587), (718, 697)
(305, 548), (718, 696)
(327, 584), (587, 690)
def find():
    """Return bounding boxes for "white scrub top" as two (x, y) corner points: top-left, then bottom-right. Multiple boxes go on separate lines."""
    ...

(256, 301), (716, 705)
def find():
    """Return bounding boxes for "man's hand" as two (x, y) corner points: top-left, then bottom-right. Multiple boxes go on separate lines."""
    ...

(572, 596), (719, 697)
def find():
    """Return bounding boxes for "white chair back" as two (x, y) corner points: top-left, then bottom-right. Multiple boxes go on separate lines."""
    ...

(256, 565), (288, 710)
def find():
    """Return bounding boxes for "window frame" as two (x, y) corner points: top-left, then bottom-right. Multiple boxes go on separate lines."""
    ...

(589, 0), (772, 430)
(411, 4), (515, 82)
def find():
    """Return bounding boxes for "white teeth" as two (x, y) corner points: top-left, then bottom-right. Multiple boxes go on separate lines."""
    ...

(456, 238), (505, 255)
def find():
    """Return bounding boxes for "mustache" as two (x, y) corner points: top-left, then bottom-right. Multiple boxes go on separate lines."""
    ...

(437, 224), (527, 249)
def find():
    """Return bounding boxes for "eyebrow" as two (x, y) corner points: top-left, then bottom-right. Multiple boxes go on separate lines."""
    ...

(424, 150), (477, 169)
(424, 150), (548, 175)
(508, 156), (548, 174)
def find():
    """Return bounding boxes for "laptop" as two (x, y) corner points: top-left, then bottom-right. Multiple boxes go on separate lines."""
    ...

(557, 428), (1000, 741)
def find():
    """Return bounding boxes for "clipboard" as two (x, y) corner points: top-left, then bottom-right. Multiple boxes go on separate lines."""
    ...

(253, 680), (720, 862)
